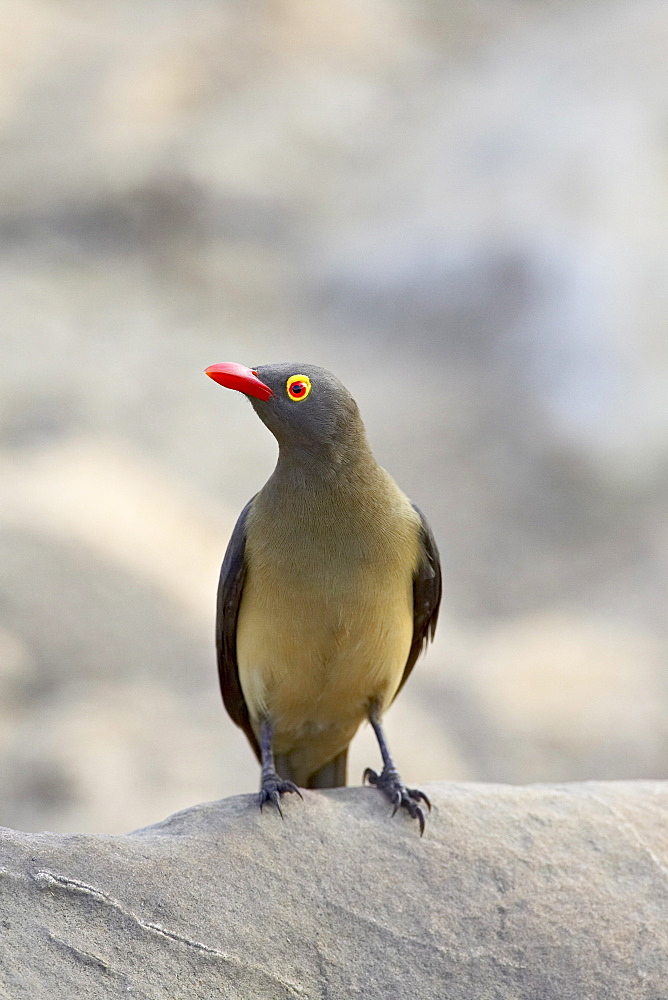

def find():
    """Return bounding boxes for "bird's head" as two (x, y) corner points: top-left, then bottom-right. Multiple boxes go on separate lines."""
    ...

(205, 362), (368, 467)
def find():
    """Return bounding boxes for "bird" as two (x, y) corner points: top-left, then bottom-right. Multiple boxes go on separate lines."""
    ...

(205, 361), (441, 833)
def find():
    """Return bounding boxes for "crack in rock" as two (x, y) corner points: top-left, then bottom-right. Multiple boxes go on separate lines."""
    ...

(33, 870), (305, 995)
(47, 932), (110, 972)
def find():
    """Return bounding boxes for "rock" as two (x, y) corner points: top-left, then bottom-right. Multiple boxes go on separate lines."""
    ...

(1, 781), (666, 999)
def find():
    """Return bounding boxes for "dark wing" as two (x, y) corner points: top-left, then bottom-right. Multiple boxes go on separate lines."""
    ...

(215, 496), (261, 761)
(393, 504), (442, 700)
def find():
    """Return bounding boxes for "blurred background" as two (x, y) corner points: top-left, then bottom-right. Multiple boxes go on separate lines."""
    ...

(0, 0), (666, 833)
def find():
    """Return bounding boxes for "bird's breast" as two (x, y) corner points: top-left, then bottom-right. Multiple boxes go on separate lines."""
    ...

(235, 480), (421, 751)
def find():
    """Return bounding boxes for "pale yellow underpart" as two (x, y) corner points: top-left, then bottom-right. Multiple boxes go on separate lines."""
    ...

(236, 468), (421, 785)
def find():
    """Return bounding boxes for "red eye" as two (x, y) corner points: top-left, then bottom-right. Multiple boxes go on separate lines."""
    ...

(286, 374), (312, 401)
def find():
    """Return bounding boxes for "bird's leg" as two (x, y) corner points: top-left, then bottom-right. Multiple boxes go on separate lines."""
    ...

(363, 701), (431, 835)
(258, 717), (302, 816)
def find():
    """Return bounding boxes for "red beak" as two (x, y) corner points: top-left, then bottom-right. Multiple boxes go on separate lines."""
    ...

(205, 363), (273, 401)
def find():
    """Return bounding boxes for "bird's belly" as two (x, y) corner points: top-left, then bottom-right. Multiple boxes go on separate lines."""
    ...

(236, 567), (414, 756)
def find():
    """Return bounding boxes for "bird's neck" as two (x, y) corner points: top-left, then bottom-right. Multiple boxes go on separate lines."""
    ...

(272, 425), (379, 493)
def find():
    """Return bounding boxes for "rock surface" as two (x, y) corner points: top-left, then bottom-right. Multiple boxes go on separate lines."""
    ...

(1, 781), (666, 999)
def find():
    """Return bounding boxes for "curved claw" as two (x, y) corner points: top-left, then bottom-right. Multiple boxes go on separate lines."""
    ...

(363, 768), (379, 787)
(284, 780), (304, 801)
(258, 773), (303, 817)
(409, 788), (432, 812)
(364, 765), (430, 834)
(260, 789), (284, 817)
(415, 806), (426, 837)
(402, 798), (427, 836)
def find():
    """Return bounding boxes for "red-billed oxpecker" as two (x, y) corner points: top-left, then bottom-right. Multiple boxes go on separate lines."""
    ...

(205, 362), (441, 833)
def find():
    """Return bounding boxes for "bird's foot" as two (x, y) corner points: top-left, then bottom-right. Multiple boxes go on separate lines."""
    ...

(258, 770), (303, 817)
(364, 766), (431, 835)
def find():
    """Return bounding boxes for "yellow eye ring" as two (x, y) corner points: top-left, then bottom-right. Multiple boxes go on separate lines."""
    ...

(286, 374), (311, 402)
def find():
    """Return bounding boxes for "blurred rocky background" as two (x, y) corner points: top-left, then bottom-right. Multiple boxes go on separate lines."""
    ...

(0, 0), (665, 833)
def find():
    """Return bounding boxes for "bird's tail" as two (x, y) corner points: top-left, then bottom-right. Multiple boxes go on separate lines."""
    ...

(306, 748), (348, 789)
(275, 748), (348, 789)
